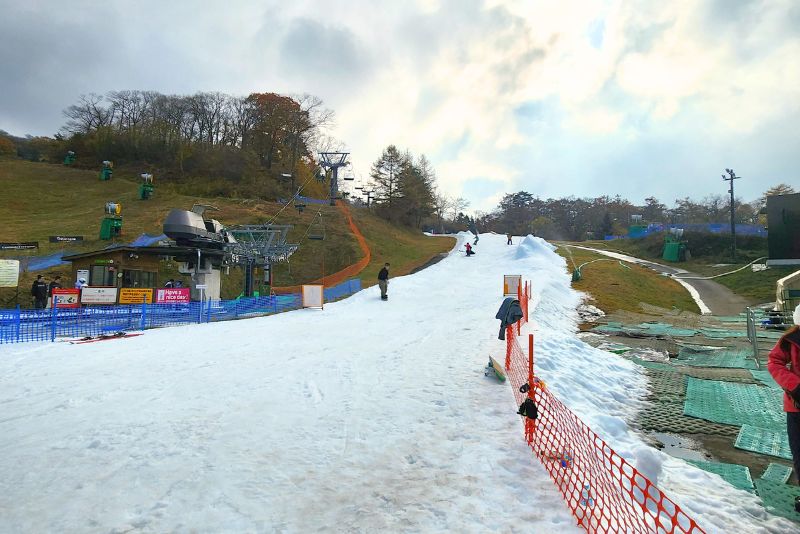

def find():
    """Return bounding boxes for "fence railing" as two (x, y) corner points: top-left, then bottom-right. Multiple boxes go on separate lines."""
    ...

(501, 282), (704, 533)
(0, 278), (361, 344)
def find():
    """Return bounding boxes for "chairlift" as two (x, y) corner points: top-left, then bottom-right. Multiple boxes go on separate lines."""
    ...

(355, 186), (363, 190)
(294, 202), (306, 213)
(307, 212), (325, 240)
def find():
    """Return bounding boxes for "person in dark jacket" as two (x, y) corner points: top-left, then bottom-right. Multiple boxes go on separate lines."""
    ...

(377, 263), (389, 301)
(507, 233), (513, 245)
(767, 304), (800, 512)
(31, 275), (48, 309)
(47, 275), (62, 308)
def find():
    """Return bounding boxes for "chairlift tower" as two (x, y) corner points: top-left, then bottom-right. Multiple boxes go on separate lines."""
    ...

(319, 152), (350, 206)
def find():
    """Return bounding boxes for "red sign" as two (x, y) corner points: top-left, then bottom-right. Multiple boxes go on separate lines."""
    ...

(52, 288), (80, 308)
(155, 287), (191, 304)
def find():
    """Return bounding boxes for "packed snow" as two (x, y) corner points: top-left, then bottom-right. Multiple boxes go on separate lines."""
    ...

(0, 233), (794, 532)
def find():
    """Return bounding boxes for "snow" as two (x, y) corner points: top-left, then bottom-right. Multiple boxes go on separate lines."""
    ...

(0, 233), (795, 533)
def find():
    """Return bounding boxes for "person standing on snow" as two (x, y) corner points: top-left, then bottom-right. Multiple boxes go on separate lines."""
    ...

(31, 275), (48, 309)
(47, 275), (62, 308)
(377, 263), (390, 301)
(507, 233), (513, 245)
(767, 304), (800, 513)
(465, 242), (475, 256)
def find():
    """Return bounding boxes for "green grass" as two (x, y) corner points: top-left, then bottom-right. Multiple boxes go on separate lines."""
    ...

(582, 237), (790, 305)
(556, 245), (699, 314)
(0, 159), (454, 305)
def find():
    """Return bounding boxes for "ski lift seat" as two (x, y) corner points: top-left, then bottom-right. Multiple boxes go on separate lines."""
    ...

(308, 234), (324, 240)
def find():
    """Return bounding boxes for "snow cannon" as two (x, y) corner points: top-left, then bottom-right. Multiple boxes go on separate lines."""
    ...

(99, 160), (113, 181)
(139, 173), (154, 200)
(100, 202), (123, 240)
(63, 151), (76, 166)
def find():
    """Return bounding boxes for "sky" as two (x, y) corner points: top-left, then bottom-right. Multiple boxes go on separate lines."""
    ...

(1, 0), (798, 214)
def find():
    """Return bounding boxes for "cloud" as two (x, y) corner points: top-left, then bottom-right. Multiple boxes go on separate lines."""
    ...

(1, 0), (798, 212)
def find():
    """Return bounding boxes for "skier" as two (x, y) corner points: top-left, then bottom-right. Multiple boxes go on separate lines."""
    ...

(767, 303), (800, 513)
(507, 233), (513, 245)
(465, 242), (475, 256)
(377, 263), (389, 301)
(31, 275), (48, 309)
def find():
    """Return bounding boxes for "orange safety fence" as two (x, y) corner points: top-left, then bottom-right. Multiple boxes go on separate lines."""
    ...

(273, 200), (372, 294)
(503, 329), (705, 534)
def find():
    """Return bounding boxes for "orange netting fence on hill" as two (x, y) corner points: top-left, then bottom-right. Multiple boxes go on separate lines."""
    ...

(273, 200), (371, 294)
(501, 284), (704, 533)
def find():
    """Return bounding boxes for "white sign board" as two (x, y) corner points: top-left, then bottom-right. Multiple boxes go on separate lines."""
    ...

(302, 284), (324, 309)
(80, 287), (118, 304)
(77, 269), (89, 284)
(0, 259), (20, 288)
(503, 275), (522, 297)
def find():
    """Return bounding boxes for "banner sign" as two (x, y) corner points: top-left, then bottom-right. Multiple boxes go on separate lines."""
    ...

(94, 259), (114, 265)
(119, 288), (153, 304)
(0, 242), (38, 250)
(80, 287), (118, 304)
(302, 284), (324, 309)
(0, 259), (20, 288)
(155, 287), (191, 304)
(52, 288), (80, 308)
(49, 235), (84, 243)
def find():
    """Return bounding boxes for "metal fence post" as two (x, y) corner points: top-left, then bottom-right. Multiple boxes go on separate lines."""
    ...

(15, 304), (21, 343)
(50, 301), (57, 342)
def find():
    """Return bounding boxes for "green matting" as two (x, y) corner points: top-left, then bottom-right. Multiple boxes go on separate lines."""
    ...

(592, 323), (698, 337)
(735, 424), (793, 460)
(686, 460), (754, 492)
(754, 478), (800, 523)
(638, 402), (739, 436)
(762, 463), (793, 484)
(676, 347), (757, 370)
(751, 370), (781, 389)
(628, 357), (676, 372)
(684, 378), (785, 430)
(697, 327), (748, 339)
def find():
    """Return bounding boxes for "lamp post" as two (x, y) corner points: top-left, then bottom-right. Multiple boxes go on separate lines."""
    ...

(722, 168), (741, 260)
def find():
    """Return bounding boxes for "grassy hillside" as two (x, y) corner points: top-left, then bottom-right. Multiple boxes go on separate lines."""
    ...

(556, 245), (699, 314)
(581, 236), (791, 305)
(0, 158), (454, 305)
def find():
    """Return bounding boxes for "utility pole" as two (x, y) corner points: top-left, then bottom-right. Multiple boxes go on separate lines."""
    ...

(721, 168), (741, 260)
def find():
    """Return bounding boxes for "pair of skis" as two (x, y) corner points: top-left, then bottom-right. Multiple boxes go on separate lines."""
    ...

(65, 332), (143, 344)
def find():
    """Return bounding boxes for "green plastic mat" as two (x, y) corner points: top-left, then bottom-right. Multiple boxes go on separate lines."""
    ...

(758, 330), (786, 340)
(676, 347), (758, 370)
(714, 316), (748, 323)
(638, 401), (739, 436)
(684, 378), (785, 430)
(754, 478), (800, 523)
(762, 463), (793, 484)
(686, 460), (754, 492)
(628, 357), (676, 372)
(592, 323), (699, 338)
(735, 424), (793, 460)
(697, 327), (748, 339)
(751, 370), (781, 389)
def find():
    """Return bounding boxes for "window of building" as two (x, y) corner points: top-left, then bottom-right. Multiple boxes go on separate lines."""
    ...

(122, 269), (156, 288)
(90, 265), (116, 286)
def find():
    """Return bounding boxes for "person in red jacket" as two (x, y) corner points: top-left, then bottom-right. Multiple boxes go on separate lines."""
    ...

(767, 304), (800, 512)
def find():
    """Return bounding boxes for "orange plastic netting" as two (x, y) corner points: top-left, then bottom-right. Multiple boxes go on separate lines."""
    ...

(502, 286), (704, 534)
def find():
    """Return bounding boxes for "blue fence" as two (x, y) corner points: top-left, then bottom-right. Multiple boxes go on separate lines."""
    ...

(0, 278), (361, 344)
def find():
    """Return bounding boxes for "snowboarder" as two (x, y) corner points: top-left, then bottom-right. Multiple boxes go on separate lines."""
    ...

(31, 275), (48, 309)
(767, 303), (800, 513)
(377, 263), (389, 301)
(465, 242), (475, 256)
(507, 233), (513, 245)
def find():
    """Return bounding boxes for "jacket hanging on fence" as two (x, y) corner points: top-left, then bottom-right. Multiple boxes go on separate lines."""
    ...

(495, 297), (523, 340)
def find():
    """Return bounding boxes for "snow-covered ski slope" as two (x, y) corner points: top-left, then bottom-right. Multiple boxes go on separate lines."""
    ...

(0, 233), (793, 532)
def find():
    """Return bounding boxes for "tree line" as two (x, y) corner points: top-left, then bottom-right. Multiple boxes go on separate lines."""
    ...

(470, 184), (793, 241)
(2, 90), (338, 200)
